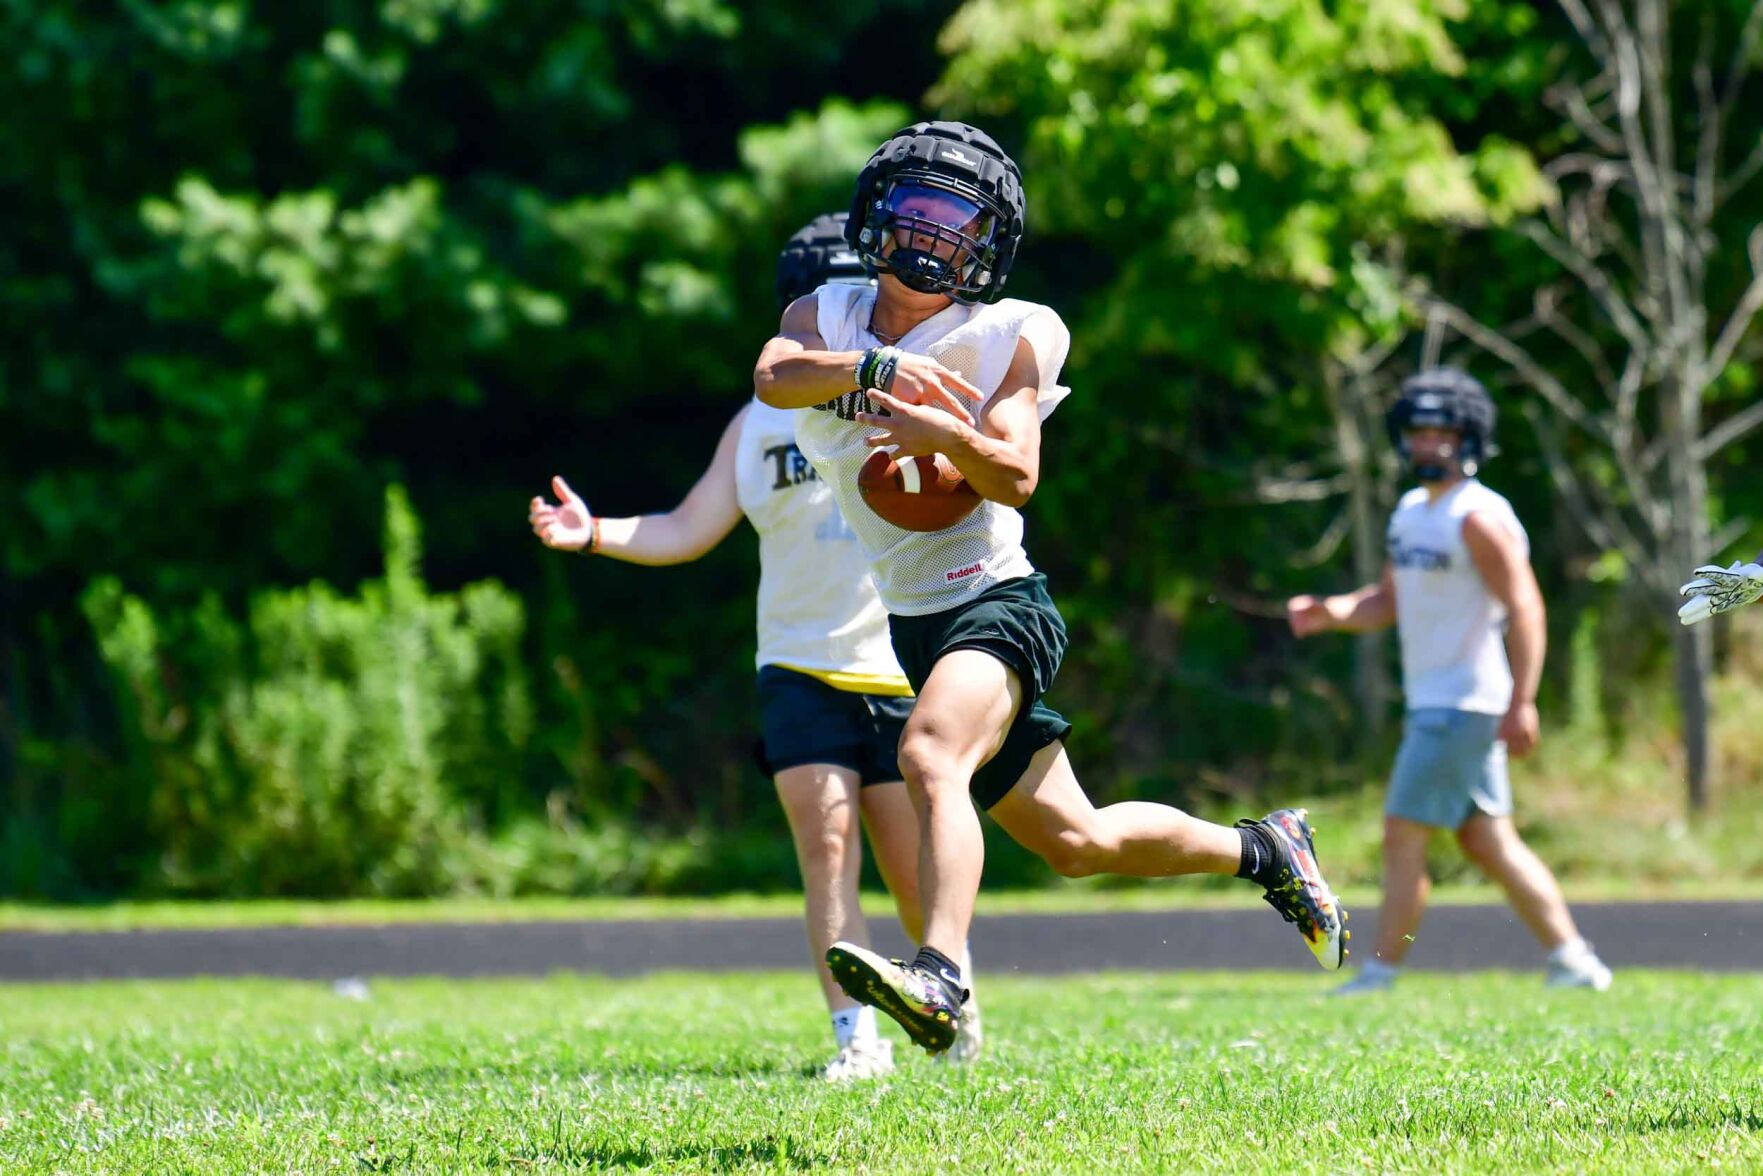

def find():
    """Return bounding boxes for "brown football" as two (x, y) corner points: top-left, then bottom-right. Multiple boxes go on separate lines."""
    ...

(857, 449), (981, 532)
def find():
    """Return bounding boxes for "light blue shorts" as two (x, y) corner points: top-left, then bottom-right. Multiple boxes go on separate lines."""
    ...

(1386, 708), (1513, 829)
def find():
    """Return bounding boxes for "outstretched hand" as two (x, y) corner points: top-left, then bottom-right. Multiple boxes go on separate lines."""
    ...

(1678, 560), (1763, 626)
(529, 476), (594, 552)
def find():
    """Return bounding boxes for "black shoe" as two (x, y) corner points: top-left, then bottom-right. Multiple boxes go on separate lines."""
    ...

(825, 941), (962, 1054)
(1238, 807), (1348, 969)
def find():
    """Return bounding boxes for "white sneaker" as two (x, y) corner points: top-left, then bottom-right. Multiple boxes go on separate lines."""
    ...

(1545, 942), (1613, 991)
(1330, 963), (1398, 997)
(820, 1036), (894, 1082)
(936, 993), (984, 1066)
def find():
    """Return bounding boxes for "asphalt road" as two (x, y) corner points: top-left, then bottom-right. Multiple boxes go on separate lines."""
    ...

(3, 901), (1758, 982)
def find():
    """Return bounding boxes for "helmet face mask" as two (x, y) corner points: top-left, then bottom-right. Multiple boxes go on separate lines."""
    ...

(847, 121), (1025, 304)
(872, 178), (1000, 296)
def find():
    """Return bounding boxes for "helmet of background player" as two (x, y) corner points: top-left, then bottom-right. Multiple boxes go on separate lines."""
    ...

(845, 121), (1025, 305)
(775, 212), (873, 310)
(1384, 367), (1499, 482)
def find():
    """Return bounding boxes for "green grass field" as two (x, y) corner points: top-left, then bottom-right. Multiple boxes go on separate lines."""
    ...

(2, 971), (1758, 1173)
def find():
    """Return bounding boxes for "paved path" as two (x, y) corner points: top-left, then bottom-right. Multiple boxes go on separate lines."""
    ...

(3, 902), (1758, 982)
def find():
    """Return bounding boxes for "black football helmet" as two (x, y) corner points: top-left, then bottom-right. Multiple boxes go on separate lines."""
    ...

(1385, 367), (1498, 481)
(846, 121), (1025, 304)
(775, 212), (871, 310)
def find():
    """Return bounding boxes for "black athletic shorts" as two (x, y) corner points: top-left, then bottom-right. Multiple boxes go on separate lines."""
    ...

(887, 572), (1072, 810)
(755, 665), (914, 785)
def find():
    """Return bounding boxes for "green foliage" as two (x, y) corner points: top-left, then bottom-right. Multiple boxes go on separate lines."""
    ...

(78, 487), (532, 896)
(6, 0), (1763, 896)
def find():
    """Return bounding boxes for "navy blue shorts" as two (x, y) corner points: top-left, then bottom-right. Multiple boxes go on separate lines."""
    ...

(887, 573), (1072, 810)
(755, 665), (915, 785)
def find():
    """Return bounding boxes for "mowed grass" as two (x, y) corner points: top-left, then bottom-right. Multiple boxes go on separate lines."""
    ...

(1, 972), (1759, 1173)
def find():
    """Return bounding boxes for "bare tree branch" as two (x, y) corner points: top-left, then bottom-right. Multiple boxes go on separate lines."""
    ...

(1241, 474), (1352, 506)
(1532, 284), (1620, 400)
(1718, 0), (1763, 126)
(1718, 133), (1763, 207)
(1545, 80), (1627, 154)
(1559, 0), (1616, 68)
(1435, 298), (1668, 542)
(1693, 32), (1721, 228)
(1519, 400), (1651, 573)
(1699, 225), (1763, 393)
(1427, 300), (1604, 435)
(1711, 514), (1752, 555)
(1696, 401), (1763, 464)
(1519, 220), (1653, 355)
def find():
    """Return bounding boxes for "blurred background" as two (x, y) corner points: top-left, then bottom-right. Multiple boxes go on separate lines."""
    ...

(4, 0), (1763, 905)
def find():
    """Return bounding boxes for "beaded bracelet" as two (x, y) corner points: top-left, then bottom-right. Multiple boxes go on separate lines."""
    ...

(577, 515), (601, 555)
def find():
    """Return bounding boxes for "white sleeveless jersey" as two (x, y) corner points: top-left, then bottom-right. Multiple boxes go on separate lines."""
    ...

(1387, 479), (1528, 715)
(733, 398), (908, 689)
(793, 283), (1072, 616)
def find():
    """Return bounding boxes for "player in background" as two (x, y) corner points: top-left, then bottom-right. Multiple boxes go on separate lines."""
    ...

(754, 121), (1346, 1056)
(1287, 368), (1613, 994)
(529, 214), (981, 1079)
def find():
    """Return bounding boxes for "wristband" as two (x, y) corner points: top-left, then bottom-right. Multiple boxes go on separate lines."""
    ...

(872, 347), (901, 393)
(857, 345), (900, 391)
(578, 515), (601, 555)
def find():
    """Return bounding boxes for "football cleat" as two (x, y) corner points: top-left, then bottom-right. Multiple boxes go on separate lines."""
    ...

(936, 991), (983, 1067)
(1239, 807), (1349, 969)
(825, 942), (962, 1054)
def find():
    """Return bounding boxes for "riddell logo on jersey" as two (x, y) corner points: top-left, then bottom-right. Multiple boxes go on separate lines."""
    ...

(945, 561), (985, 583)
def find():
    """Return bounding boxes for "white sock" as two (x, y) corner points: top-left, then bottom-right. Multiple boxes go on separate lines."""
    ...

(1547, 937), (1590, 965)
(831, 1005), (878, 1048)
(960, 944), (975, 1000)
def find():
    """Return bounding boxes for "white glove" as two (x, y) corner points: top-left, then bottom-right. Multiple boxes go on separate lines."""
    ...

(1678, 560), (1763, 626)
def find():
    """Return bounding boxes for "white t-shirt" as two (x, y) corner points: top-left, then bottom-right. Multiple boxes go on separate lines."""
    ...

(791, 283), (1071, 616)
(1387, 479), (1528, 715)
(733, 398), (909, 693)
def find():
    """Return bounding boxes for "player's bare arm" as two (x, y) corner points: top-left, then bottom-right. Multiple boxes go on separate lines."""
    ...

(1287, 565), (1397, 637)
(1463, 510), (1545, 757)
(528, 407), (746, 565)
(755, 295), (980, 420)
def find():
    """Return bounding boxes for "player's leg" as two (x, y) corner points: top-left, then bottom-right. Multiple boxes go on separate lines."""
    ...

(1456, 814), (1611, 989)
(1338, 709), (1466, 993)
(897, 648), (1020, 956)
(1373, 816), (1433, 963)
(858, 685), (985, 1063)
(773, 762), (896, 1079)
(1334, 815), (1431, 995)
(988, 743), (1238, 878)
(858, 780), (924, 943)
(988, 741), (1346, 969)
(826, 649), (1016, 1054)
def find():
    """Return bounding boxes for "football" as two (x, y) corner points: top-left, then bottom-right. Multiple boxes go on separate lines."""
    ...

(857, 449), (981, 532)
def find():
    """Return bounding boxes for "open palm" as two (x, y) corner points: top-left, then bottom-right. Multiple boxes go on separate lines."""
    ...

(529, 476), (594, 551)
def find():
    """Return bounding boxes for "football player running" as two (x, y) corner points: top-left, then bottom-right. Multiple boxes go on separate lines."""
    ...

(754, 121), (1346, 1055)
(530, 214), (981, 1079)
(1288, 369), (1613, 994)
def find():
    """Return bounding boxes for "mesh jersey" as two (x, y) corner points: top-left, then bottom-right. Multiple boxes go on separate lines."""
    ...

(792, 282), (1071, 616)
(1387, 479), (1529, 715)
(733, 399), (908, 687)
